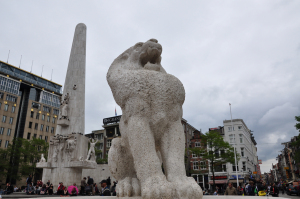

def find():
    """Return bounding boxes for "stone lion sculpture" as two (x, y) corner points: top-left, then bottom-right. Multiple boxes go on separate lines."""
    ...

(107, 39), (202, 199)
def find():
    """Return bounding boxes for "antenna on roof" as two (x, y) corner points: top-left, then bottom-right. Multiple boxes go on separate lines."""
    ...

(41, 65), (44, 77)
(19, 55), (22, 68)
(31, 60), (33, 72)
(51, 69), (53, 81)
(7, 50), (10, 63)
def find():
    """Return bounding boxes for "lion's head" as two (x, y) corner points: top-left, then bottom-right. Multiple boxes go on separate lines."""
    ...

(110, 38), (166, 73)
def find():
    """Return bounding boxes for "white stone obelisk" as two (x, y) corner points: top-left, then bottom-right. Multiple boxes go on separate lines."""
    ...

(57, 23), (86, 135)
(39, 23), (96, 187)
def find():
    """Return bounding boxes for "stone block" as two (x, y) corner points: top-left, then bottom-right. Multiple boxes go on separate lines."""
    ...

(57, 118), (70, 126)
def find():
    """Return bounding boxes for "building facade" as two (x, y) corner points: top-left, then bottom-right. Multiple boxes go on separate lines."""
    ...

(0, 60), (62, 185)
(189, 130), (209, 190)
(278, 136), (300, 182)
(222, 119), (258, 186)
(87, 115), (199, 170)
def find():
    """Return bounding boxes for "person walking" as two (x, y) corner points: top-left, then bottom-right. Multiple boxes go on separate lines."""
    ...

(100, 180), (111, 196)
(87, 176), (94, 195)
(26, 175), (32, 193)
(107, 176), (111, 190)
(248, 181), (255, 196)
(225, 182), (237, 195)
(258, 182), (267, 196)
(281, 183), (285, 194)
(270, 183), (279, 197)
(81, 177), (86, 195)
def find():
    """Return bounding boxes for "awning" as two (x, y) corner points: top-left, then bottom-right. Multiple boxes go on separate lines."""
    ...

(229, 179), (243, 183)
(209, 180), (228, 184)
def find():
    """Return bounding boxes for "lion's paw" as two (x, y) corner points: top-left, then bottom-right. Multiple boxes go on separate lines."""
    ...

(116, 177), (141, 197)
(141, 176), (173, 199)
(172, 177), (203, 199)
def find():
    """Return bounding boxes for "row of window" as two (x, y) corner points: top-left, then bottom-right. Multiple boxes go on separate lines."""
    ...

(192, 163), (247, 172)
(26, 133), (48, 142)
(94, 133), (104, 140)
(31, 102), (59, 115)
(40, 91), (60, 108)
(0, 75), (20, 96)
(229, 134), (243, 143)
(28, 122), (55, 133)
(192, 147), (245, 159)
(30, 111), (56, 123)
(0, 139), (9, 148)
(228, 126), (243, 131)
(1, 115), (14, 124)
(0, 127), (12, 136)
(6, 94), (17, 103)
(232, 162), (247, 171)
(0, 103), (16, 113)
(193, 161), (207, 170)
(95, 140), (112, 150)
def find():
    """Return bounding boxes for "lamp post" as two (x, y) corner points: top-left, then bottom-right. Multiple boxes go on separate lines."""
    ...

(241, 169), (245, 184)
(229, 103), (239, 187)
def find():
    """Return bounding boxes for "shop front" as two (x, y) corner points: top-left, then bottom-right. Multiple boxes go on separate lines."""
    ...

(208, 175), (228, 192)
(191, 174), (209, 191)
(229, 175), (244, 187)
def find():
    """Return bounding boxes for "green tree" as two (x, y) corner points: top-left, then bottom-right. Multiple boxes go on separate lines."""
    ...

(190, 131), (239, 190)
(0, 138), (48, 183)
(291, 116), (300, 164)
(94, 142), (107, 164)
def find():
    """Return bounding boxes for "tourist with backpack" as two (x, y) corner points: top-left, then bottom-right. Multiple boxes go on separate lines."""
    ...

(248, 181), (255, 196)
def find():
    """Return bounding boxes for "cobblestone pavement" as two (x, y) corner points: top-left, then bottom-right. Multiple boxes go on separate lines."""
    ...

(278, 193), (300, 199)
(202, 193), (299, 199)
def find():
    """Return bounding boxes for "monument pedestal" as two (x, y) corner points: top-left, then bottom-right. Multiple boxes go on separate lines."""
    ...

(57, 118), (70, 126)
(37, 133), (97, 186)
(13, 196), (290, 199)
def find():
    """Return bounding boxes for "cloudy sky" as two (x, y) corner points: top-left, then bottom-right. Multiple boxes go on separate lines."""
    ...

(1, 0), (299, 173)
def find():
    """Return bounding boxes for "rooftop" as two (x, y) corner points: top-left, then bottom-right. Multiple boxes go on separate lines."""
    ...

(0, 60), (62, 94)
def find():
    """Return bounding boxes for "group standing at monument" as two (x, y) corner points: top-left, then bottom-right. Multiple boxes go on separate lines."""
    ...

(0, 175), (117, 196)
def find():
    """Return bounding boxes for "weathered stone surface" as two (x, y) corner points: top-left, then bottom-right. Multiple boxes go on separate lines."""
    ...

(38, 23), (96, 187)
(16, 196), (290, 199)
(107, 39), (202, 199)
(57, 23), (86, 135)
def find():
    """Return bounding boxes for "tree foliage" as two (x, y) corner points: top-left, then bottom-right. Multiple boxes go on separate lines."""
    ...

(291, 116), (300, 164)
(94, 142), (107, 164)
(0, 138), (48, 182)
(295, 116), (300, 132)
(190, 131), (239, 189)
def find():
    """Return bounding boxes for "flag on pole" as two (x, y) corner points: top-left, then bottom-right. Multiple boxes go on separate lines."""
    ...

(115, 107), (117, 116)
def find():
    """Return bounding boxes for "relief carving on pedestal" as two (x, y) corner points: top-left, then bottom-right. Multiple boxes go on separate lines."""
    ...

(49, 135), (68, 162)
(65, 136), (77, 161)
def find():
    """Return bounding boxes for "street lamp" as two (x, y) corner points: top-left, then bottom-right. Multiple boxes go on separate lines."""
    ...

(229, 103), (239, 187)
(240, 169), (245, 184)
(248, 169), (252, 181)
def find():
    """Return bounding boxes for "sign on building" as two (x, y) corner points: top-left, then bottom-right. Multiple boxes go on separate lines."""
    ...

(258, 160), (262, 164)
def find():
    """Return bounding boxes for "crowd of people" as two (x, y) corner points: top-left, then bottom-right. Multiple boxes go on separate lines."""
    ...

(4, 175), (299, 197)
(207, 180), (300, 197)
(0, 175), (118, 197)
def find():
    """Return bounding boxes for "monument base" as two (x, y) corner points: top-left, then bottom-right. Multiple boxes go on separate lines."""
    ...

(36, 160), (97, 169)
(49, 167), (83, 187)
(57, 118), (70, 126)
(15, 196), (290, 199)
